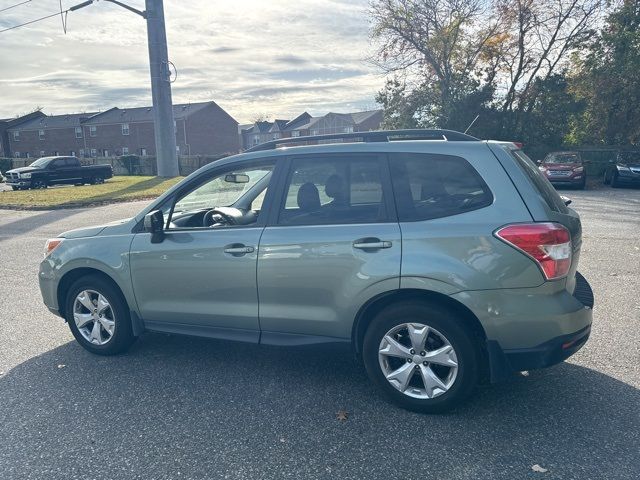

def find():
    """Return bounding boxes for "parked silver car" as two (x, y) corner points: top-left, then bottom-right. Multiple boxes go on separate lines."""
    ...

(39, 130), (594, 412)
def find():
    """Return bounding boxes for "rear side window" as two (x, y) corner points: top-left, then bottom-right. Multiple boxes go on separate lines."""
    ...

(510, 149), (567, 213)
(389, 153), (493, 221)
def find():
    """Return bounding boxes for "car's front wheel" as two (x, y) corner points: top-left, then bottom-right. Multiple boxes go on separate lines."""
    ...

(363, 301), (479, 413)
(65, 275), (136, 355)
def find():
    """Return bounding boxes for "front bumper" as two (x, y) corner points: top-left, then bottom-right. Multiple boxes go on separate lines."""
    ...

(7, 180), (32, 188)
(546, 174), (584, 185)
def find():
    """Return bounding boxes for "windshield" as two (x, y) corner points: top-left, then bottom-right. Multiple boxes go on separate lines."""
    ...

(618, 152), (640, 165)
(546, 153), (580, 164)
(174, 168), (272, 212)
(29, 157), (55, 168)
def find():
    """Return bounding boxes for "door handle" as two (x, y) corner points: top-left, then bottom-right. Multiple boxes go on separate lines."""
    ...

(353, 239), (392, 250)
(224, 244), (255, 255)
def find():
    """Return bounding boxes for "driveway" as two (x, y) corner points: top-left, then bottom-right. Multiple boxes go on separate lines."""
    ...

(0, 190), (638, 480)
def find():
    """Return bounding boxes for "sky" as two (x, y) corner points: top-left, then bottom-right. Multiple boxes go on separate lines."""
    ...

(0, 0), (384, 123)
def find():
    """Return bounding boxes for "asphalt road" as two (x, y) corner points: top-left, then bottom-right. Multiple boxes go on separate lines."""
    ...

(0, 187), (638, 480)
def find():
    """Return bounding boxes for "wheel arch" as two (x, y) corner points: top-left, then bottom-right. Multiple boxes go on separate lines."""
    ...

(351, 289), (489, 378)
(57, 267), (126, 319)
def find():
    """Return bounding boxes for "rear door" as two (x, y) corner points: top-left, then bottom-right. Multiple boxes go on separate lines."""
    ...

(257, 153), (401, 342)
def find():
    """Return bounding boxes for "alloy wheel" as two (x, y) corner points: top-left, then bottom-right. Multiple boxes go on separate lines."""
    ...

(378, 322), (458, 399)
(73, 290), (116, 345)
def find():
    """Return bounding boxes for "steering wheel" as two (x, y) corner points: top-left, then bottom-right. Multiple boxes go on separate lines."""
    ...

(202, 209), (236, 227)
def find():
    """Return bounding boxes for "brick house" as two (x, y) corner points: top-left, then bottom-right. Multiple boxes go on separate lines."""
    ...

(0, 110), (47, 158)
(239, 110), (382, 150)
(6, 101), (239, 159)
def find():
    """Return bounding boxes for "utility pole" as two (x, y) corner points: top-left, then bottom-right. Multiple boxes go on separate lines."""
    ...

(73, 0), (179, 177)
(144, 0), (178, 177)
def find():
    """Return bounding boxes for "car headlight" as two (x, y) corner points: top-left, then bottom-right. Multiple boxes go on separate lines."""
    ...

(617, 165), (631, 171)
(573, 166), (584, 173)
(538, 166), (547, 172)
(21, 172), (32, 179)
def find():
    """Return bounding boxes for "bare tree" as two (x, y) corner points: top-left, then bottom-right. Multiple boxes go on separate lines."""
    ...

(495, 0), (604, 118)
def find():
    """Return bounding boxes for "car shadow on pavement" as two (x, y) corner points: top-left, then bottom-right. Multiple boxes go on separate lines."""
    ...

(1, 333), (638, 479)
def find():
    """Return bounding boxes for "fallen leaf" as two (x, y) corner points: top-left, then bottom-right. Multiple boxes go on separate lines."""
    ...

(532, 464), (548, 473)
(520, 370), (530, 377)
(336, 409), (349, 422)
(57, 364), (66, 369)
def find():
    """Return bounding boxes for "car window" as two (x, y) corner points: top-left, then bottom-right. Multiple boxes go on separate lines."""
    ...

(510, 149), (567, 213)
(278, 155), (387, 226)
(65, 158), (79, 166)
(167, 162), (275, 229)
(389, 153), (493, 222)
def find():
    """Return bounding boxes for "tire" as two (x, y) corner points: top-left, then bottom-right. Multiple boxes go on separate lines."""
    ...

(32, 180), (47, 189)
(579, 177), (586, 190)
(11, 186), (19, 191)
(64, 275), (136, 355)
(91, 176), (104, 185)
(74, 183), (85, 187)
(362, 301), (480, 413)
(611, 172), (619, 188)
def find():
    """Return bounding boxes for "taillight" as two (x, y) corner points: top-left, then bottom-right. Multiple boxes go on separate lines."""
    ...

(495, 223), (571, 280)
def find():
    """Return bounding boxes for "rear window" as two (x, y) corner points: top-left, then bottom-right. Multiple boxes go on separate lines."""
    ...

(389, 153), (493, 221)
(510, 149), (567, 213)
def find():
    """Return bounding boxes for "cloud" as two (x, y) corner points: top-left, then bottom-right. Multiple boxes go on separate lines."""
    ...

(0, 0), (381, 122)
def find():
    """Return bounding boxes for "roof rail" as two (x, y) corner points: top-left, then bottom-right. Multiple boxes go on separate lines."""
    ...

(245, 129), (479, 152)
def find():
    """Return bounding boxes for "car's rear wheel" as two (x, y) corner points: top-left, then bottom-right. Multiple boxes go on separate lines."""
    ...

(363, 301), (479, 413)
(11, 186), (19, 191)
(611, 172), (619, 188)
(32, 180), (47, 189)
(65, 275), (136, 355)
(91, 176), (104, 185)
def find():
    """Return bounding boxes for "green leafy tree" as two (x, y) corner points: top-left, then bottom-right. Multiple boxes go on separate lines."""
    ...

(569, 0), (640, 145)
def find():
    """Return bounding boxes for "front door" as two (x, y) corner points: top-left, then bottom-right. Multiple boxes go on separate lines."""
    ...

(257, 153), (401, 342)
(129, 160), (277, 342)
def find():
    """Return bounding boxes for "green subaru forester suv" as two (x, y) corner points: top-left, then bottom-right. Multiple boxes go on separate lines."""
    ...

(39, 130), (594, 412)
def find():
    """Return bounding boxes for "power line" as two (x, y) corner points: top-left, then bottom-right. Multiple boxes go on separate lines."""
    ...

(0, 0), (32, 14)
(0, 10), (63, 33)
(0, 1), (91, 33)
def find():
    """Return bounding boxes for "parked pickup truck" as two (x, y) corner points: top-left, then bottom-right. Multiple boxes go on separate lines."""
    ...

(5, 156), (113, 190)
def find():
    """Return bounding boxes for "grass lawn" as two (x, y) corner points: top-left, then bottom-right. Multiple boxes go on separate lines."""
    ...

(0, 176), (183, 210)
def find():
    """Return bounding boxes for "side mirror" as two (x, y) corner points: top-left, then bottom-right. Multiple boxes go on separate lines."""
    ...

(536, 159), (542, 165)
(144, 210), (165, 243)
(560, 195), (572, 206)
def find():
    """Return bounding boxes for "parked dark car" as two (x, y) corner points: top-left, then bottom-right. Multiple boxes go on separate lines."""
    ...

(537, 151), (586, 189)
(603, 151), (640, 187)
(4, 156), (113, 190)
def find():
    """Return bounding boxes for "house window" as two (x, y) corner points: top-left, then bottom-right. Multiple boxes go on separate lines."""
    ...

(122, 146), (129, 155)
(90, 148), (97, 157)
(291, 130), (300, 137)
(253, 136), (260, 145)
(103, 150), (109, 157)
(272, 133), (280, 140)
(310, 129), (319, 135)
(26, 152), (31, 158)
(40, 150), (45, 157)
(39, 129), (45, 140)
(343, 126), (354, 133)
(14, 151), (20, 158)
(13, 131), (19, 142)
(54, 151), (59, 156)
(122, 123), (130, 136)
(75, 127), (83, 138)
(79, 149), (84, 157)
(70, 151), (76, 156)
(176, 145), (180, 154)
(89, 126), (97, 137)
(140, 148), (147, 156)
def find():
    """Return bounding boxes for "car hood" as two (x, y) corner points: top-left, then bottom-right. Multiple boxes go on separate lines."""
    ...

(6, 166), (40, 174)
(542, 162), (581, 170)
(59, 217), (134, 239)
